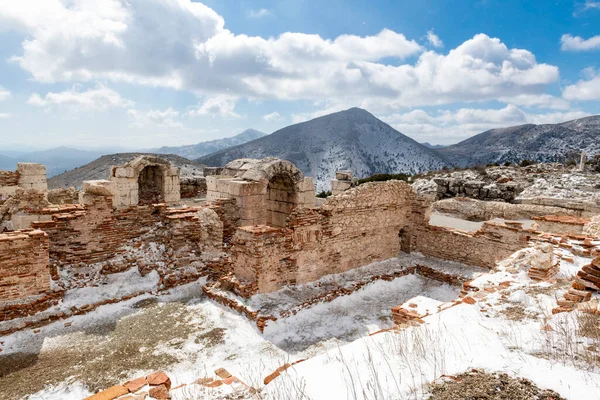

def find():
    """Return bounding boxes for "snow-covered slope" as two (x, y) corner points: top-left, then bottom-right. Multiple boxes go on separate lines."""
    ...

(198, 108), (448, 191)
(439, 115), (600, 167)
(154, 129), (266, 160)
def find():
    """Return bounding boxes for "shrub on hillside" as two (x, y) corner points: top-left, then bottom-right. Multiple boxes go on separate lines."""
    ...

(357, 173), (410, 185)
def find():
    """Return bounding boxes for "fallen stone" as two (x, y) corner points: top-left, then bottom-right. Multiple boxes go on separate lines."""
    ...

(123, 376), (147, 393)
(84, 385), (128, 400)
(146, 371), (171, 390)
(148, 384), (170, 399)
(215, 367), (232, 379)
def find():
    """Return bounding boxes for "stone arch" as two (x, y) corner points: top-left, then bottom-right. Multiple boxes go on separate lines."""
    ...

(266, 172), (299, 227)
(137, 165), (165, 205)
(110, 155), (180, 208)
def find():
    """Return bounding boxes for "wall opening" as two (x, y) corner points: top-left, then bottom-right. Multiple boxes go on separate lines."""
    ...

(266, 173), (298, 228)
(399, 226), (412, 253)
(138, 165), (164, 205)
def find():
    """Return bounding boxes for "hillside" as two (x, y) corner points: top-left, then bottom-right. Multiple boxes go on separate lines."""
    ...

(439, 115), (600, 167)
(18, 147), (106, 178)
(198, 108), (448, 191)
(153, 129), (266, 159)
(0, 154), (16, 170)
(48, 153), (206, 189)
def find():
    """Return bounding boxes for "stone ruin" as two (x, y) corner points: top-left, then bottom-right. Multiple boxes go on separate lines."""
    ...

(0, 155), (599, 336)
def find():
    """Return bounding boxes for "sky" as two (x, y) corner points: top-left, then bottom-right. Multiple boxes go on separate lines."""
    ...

(0, 0), (599, 151)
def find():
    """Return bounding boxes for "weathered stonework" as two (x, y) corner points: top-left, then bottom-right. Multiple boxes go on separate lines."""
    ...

(0, 163), (47, 199)
(206, 158), (315, 227)
(230, 181), (423, 293)
(0, 229), (50, 302)
(109, 155), (180, 208)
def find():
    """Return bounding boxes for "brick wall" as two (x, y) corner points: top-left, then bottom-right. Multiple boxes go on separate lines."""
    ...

(0, 229), (51, 302)
(230, 181), (421, 293)
(415, 222), (534, 269)
(31, 196), (225, 284)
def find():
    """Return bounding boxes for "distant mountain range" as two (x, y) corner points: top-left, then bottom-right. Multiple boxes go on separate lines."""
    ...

(48, 153), (206, 189)
(198, 108), (448, 191)
(421, 142), (446, 149)
(439, 115), (600, 167)
(153, 129), (266, 159)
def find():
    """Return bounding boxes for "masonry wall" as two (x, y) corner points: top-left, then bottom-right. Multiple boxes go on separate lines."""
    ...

(0, 230), (50, 302)
(31, 195), (225, 286)
(231, 181), (421, 293)
(415, 222), (534, 269)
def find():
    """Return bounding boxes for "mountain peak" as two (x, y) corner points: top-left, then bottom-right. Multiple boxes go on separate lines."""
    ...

(199, 108), (446, 191)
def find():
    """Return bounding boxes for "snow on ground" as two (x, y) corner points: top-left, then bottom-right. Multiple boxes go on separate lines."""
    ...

(3, 248), (600, 399)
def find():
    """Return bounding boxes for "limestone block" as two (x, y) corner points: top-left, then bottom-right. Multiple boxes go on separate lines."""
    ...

(298, 177), (315, 193)
(169, 167), (179, 176)
(114, 167), (135, 178)
(82, 180), (116, 197)
(228, 180), (266, 196)
(335, 170), (353, 181)
(17, 162), (46, 176)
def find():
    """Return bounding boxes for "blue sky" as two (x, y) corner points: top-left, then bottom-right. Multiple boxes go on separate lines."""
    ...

(0, 0), (598, 151)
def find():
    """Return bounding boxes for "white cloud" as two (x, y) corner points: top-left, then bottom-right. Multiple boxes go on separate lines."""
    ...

(498, 94), (570, 110)
(584, 1), (600, 10)
(247, 9), (273, 18)
(263, 111), (282, 122)
(561, 34), (600, 51)
(127, 107), (183, 129)
(27, 84), (134, 111)
(383, 105), (591, 145)
(426, 30), (443, 48)
(0, 113), (10, 119)
(1, 1), (559, 112)
(0, 86), (10, 101)
(188, 95), (240, 118)
(563, 70), (600, 101)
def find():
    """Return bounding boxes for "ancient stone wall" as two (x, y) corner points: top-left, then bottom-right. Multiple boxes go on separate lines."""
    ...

(30, 195), (224, 285)
(206, 158), (315, 227)
(0, 229), (50, 302)
(109, 156), (180, 208)
(0, 163), (47, 199)
(47, 187), (80, 205)
(415, 222), (534, 269)
(230, 181), (421, 293)
(532, 215), (589, 235)
(180, 177), (207, 199)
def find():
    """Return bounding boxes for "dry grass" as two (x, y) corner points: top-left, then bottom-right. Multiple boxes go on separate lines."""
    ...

(0, 301), (207, 400)
(428, 370), (566, 400)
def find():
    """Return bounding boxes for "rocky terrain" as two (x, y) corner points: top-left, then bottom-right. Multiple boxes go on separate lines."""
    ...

(153, 129), (266, 160)
(48, 153), (206, 189)
(439, 115), (600, 167)
(198, 108), (448, 191)
(413, 163), (600, 203)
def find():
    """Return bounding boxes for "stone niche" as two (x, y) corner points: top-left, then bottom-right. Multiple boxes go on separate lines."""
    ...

(206, 158), (315, 227)
(108, 155), (180, 208)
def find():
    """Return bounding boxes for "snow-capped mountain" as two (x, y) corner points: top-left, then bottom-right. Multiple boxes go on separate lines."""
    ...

(198, 108), (448, 191)
(439, 115), (600, 167)
(154, 129), (266, 160)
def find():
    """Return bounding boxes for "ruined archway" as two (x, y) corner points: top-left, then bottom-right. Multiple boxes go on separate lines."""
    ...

(138, 165), (165, 205)
(266, 173), (298, 227)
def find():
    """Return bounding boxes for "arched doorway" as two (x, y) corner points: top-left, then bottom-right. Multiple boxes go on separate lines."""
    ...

(266, 173), (298, 227)
(138, 165), (165, 205)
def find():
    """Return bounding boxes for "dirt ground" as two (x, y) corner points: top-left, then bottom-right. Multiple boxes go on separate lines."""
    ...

(0, 297), (210, 400)
(429, 370), (567, 400)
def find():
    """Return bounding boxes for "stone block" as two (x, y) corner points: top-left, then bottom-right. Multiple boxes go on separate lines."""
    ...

(114, 167), (135, 178)
(228, 180), (266, 196)
(83, 180), (116, 197)
(335, 170), (353, 181)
